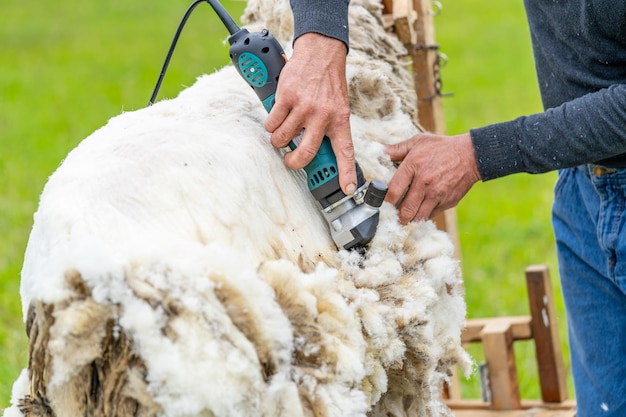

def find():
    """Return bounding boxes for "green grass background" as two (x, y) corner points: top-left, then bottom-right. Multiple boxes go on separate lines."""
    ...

(1, 0), (571, 409)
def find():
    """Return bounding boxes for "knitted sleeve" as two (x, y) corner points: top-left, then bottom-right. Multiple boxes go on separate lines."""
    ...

(470, 84), (626, 180)
(290, 0), (350, 48)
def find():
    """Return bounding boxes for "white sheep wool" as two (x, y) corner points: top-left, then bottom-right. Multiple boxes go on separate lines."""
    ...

(4, 0), (472, 416)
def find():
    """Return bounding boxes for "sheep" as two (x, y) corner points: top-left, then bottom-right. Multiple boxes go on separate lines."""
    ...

(3, 0), (472, 416)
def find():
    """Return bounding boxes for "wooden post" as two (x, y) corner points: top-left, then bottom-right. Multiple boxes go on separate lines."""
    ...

(525, 265), (569, 403)
(481, 320), (523, 410)
(382, 0), (393, 14)
(412, 0), (445, 134)
(410, 0), (459, 255)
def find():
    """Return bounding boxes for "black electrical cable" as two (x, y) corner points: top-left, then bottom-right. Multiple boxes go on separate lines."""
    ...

(206, 0), (240, 35)
(148, 0), (208, 106)
(148, 0), (243, 106)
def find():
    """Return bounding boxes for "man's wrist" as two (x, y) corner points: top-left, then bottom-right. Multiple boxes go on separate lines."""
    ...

(292, 33), (348, 57)
(290, 0), (350, 51)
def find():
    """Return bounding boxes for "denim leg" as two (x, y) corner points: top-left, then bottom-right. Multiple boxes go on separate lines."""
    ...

(552, 165), (626, 416)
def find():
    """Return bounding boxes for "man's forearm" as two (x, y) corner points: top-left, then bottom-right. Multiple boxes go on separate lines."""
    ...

(471, 84), (626, 180)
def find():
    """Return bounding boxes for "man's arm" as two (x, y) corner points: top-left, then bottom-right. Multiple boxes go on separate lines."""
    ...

(385, 84), (626, 224)
(471, 84), (626, 180)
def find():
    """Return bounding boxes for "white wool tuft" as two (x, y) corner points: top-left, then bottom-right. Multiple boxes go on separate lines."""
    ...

(5, 0), (471, 416)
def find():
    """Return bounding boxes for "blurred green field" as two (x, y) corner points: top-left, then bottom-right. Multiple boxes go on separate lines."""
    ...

(0, 0), (571, 410)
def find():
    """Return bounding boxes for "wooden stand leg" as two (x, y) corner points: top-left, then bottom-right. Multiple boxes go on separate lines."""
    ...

(525, 265), (568, 403)
(481, 321), (522, 410)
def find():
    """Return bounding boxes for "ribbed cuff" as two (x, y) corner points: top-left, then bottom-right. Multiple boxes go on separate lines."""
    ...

(291, 0), (350, 50)
(470, 123), (524, 181)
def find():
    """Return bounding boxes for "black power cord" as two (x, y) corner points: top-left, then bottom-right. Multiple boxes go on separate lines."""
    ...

(147, 0), (241, 106)
(148, 0), (208, 106)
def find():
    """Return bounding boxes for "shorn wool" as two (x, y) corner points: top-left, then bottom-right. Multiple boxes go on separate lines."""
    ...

(4, 0), (472, 416)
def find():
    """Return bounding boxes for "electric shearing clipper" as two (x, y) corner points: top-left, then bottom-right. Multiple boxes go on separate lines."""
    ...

(150, 0), (388, 250)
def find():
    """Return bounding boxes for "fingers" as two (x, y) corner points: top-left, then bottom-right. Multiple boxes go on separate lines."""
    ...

(279, 118), (357, 195)
(267, 98), (357, 195)
(398, 186), (440, 224)
(385, 156), (437, 224)
(265, 78), (357, 195)
(264, 100), (290, 141)
(267, 112), (303, 150)
(385, 158), (413, 208)
(283, 124), (324, 169)
(385, 137), (417, 162)
(387, 175), (440, 224)
(264, 33), (357, 195)
(265, 75), (301, 148)
(327, 118), (357, 195)
(384, 133), (478, 224)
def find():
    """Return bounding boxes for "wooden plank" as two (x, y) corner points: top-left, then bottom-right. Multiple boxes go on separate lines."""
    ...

(447, 399), (576, 411)
(392, 0), (417, 46)
(411, 0), (445, 134)
(381, 0), (393, 14)
(446, 365), (463, 400)
(452, 409), (576, 417)
(525, 265), (569, 403)
(462, 316), (532, 344)
(481, 321), (521, 410)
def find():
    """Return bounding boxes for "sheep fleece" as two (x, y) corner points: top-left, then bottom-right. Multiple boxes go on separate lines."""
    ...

(4, 0), (471, 416)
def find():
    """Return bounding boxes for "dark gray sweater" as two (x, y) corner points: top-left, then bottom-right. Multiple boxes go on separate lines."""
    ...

(291, 0), (626, 181)
(470, 0), (626, 180)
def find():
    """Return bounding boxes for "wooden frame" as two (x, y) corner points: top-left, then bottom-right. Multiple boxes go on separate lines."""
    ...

(448, 266), (575, 416)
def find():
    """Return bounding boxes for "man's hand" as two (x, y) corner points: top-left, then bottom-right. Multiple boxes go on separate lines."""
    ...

(265, 33), (357, 195)
(385, 132), (481, 224)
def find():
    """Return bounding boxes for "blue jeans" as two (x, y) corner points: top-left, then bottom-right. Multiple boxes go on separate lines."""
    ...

(552, 165), (626, 416)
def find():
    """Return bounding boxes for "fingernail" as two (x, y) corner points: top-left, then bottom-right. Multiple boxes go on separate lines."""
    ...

(346, 183), (356, 195)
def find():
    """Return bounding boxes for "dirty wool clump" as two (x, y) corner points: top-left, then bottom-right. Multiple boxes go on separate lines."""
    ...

(4, 0), (471, 416)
